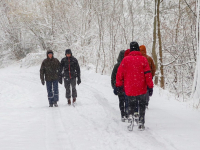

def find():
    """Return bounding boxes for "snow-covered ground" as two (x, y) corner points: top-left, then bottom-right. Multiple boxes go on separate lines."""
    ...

(0, 65), (200, 150)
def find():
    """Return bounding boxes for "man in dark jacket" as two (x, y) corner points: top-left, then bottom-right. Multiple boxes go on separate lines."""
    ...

(40, 50), (61, 107)
(111, 50), (128, 122)
(60, 49), (81, 105)
(115, 41), (154, 130)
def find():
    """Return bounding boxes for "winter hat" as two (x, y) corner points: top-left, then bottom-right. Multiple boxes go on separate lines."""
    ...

(65, 49), (72, 55)
(47, 50), (53, 55)
(130, 41), (140, 51)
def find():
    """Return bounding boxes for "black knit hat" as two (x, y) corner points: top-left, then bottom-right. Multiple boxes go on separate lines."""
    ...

(65, 49), (72, 55)
(130, 41), (140, 51)
(47, 50), (53, 55)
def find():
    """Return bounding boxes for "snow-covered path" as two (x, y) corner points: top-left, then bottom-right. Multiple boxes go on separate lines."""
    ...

(0, 66), (200, 150)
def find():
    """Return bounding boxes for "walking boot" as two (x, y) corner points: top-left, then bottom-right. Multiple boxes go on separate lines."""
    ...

(68, 99), (71, 105)
(73, 98), (76, 103)
(138, 123), (145, 131)
(121, 111), (126, 122)
(54, 101), (58, 107)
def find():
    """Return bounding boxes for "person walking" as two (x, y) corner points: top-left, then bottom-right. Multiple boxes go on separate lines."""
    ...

(40, 50), (61, 107)
(115, 41), (154, 130)
(111, 50), (128, 122)
(140, 45), (156, 108)
(60, 49), (81, 105)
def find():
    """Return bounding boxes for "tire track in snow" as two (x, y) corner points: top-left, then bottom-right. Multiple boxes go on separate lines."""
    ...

(82, 82), (176, 150)
(81, 83), (142, 150)
(47, 108), (75, 150)
(0, 71), (74, 149)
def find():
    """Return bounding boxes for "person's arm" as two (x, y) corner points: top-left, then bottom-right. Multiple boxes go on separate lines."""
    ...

(40, 61), (45, 85)
(150, 57), (156, 78)
(111, 64), (118, 89)
(116, 60), (125, 87)
(58, 59), (65, 83)
(59, 59), (64, 76)
(143, 58), (153, 89)
(75, 59), (81, 85)
(55, 59), (62, 84)
(76, 59), (80, 78)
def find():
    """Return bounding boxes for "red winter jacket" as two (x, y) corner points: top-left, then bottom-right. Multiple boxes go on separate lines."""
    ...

(116, 51), (153, 96)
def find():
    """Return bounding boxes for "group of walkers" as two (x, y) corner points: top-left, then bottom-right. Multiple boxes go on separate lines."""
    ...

(40, 49), (81, 107)
(111, 41), (156, 130)
(40, 41), (155, 131)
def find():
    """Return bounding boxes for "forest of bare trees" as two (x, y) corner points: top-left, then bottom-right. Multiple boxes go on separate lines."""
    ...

(0, 0), (198, 103)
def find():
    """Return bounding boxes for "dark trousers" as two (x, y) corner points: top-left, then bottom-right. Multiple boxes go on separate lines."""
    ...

(118, 93), (129, 117)
(128, 94), (146, 124)
(64, 78), (77, 99)
(46, 80), (59, 105)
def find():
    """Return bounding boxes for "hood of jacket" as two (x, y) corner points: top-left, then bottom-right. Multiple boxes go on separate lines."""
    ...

(117, 50), (125, 63)
(128, 51), (142, 57)
(65, 49), (73, 56)
(124, 49), (130, 57)
(140, 45), (147, 56)
(46, 50), (54, 59)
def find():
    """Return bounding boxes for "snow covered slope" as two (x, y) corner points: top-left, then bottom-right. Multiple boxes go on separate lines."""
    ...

(0, 65), (200, 150)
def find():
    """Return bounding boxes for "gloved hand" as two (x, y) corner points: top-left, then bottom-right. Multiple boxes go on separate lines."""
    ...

(41, 80), (45, 85)
(113, 86), (124, 95)
(77, 77), (81, 85)
(148, 88), (153, 96)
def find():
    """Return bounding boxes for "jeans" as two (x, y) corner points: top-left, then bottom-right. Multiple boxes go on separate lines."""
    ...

(46, 80), (59, 105)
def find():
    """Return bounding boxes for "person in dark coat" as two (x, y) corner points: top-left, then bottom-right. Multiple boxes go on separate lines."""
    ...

(111, 50), (128, 122)
(115, 41), (154, 130)
(40, 50), (61, 107)
(60, 49), (81, 105)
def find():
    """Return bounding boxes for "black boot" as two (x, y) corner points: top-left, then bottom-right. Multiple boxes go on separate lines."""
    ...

(138, 123), (145, 131)
(121, 111), (126, 122)
(54, 101), (58, 107)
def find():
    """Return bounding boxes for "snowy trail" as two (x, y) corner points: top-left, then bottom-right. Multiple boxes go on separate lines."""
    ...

(0, 66), (200, 150)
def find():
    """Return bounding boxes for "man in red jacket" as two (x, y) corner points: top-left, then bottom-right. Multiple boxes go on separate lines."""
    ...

(115, 41), (153, 130)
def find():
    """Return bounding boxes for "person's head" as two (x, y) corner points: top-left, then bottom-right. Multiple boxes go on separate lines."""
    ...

(130, 41), (140, 51)
(139, 45), (146, 56)
(117, 50), (125, 63)
(65, 49), (72, 57)
(47, 50), (53, 59)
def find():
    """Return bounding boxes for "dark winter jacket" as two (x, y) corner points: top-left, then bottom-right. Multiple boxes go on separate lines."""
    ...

(60, 50), (81, 80)
(40, 50), (61, 82)
(116, 51), (153, 96)
(111, 50), (125, 89)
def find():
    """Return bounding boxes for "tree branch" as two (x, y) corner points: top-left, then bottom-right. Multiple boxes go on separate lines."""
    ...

(183, 0), (197, 17)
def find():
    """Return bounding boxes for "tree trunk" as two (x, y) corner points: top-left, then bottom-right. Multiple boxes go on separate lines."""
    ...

(157, 0), (165, 89)
(152, 0), (158, 85)
(191, 0), (200, 108)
